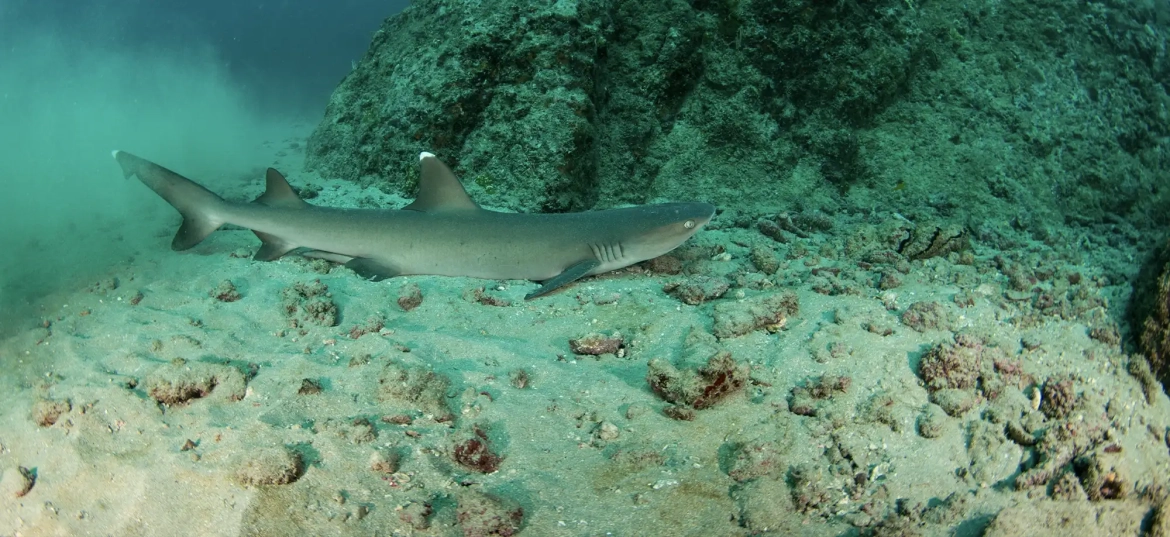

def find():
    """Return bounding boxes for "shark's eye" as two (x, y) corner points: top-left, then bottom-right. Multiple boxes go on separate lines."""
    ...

(683, 220), (695, 229)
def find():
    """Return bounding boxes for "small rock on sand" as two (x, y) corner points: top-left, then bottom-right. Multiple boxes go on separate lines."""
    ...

(0, 466), (35, 497)
(234, 447), (302, 486)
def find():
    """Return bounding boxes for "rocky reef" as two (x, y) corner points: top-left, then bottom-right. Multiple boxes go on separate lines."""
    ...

(1133, 237), (1170, 394)
(307, 0), (1170, 237)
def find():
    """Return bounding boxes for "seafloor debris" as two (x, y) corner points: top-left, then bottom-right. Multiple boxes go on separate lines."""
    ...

(1039, 374), (1079, 420)
(897, 221), (968, 261)
(452, 425), (503, 473)
(647, 351), (749, 409)
(467, 287), (511, 307)
(209, 280), (241, 302)
(234, 446), (303, 486)
(663, 275), (729, 305)
(508, 368), (530, 389)
(30, 398), (71, 427)
(727, 440), (784, 482)
(788, 375), (851, 417)
(0, 466), (35, 498)
(297, 378), (323, 395)
(377, 363), (454, 422)
(369, 449), (399, 474)
(398, 501), (433, 530)
(917, 333), (1015, 416)
(397, 282), (423, 311)
(711, 290), (799, 338)
(145, 360), (249, 405)
(347, 315), (384, 339)
(455, 490), (523, 537)
(568, 332), (623, 356)
(281, 279), (338, 328)
(901, 301), (951, 332)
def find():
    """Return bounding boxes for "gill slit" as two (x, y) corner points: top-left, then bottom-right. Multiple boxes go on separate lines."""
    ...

(590, 242), (625, 263)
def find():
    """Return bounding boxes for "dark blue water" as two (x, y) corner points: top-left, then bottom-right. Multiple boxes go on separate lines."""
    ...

(1, 0), (408, 116)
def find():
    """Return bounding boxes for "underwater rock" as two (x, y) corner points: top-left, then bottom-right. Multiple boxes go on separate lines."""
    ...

(397, 282), (424, 311)
(663, 276), (729, 305)
(234, 446), (303, 486)
(209, 280), (241, 302)
(280, 279), (338, 328)
(788, 375), (851, 417)
(145, 360), (248, 405)
(1039, 375), (1079, 420)
(727, 441), (784, 482)
(1135, 239), (1170, 395)
(984, 500), (1148, 537)
(30, 398), (71, 427)
(452, 425), (503, 474)
(346, 315), (384, 339)
(897, 222), (968, 261)
(711, 291), (799, 339)
(0, 466), (35, 498)
(377, 363), (454, 422)
(900, 300), (951, 332)
(568, 332), (624, 356)
(647, 351), (749, 410)
(918, 333), (1004, 393)
(455, 490), (523, 537)
(306, 0), (919, 212)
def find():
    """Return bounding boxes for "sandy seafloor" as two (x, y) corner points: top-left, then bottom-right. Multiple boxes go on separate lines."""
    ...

(2, 127), (1169, 537)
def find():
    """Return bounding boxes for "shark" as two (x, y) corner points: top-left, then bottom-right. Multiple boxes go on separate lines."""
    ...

(111, 150), (716, 299)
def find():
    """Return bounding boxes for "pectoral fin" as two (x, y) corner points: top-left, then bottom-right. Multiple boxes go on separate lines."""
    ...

(525, 260), (601, 300)
(345, 258), (402, 281)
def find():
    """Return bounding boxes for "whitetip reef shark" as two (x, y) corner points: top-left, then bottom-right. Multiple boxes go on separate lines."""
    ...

(111, 150), (715, 299)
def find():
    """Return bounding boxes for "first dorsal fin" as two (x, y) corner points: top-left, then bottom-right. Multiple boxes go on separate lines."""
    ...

(253, 168), (308, 209)
(402, 152), (480, 212)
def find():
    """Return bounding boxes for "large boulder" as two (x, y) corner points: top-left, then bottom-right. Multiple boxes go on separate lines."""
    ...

(307, 0), (1170, 234)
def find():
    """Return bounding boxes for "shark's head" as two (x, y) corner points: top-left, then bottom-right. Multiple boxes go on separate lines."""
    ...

(617, 202), (717, 263)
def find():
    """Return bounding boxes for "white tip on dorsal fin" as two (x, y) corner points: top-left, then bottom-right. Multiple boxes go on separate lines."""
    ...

(404, 152), (480, 212)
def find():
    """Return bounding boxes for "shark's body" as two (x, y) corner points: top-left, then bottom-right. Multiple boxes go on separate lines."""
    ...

(112, 150), (715, 299)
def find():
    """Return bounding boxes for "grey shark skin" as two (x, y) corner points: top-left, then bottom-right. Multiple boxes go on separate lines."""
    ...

(112, 150), (715, 299)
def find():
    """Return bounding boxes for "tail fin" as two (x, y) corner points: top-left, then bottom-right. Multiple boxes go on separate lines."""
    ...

(112, 150), (225, 250)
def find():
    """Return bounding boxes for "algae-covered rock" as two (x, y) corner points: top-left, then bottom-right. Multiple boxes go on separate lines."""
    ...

(1134, 239), (1170, 395)
(309, 0), (1169, 246)
(305, 0), (921, 213)
(377, 363), (454, 422)
(281, 279), (338, 328)
(984, 500), (1149, 537)
(145, 360), (249, 405)
(711, 291), (799, 339)
(234, 446), (303, 486)
(647, 350), (749, 409)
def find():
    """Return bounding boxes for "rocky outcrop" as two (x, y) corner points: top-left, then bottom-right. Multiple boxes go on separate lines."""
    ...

(1134, 237), (1170, 393)
(307, 0), (1170, 234)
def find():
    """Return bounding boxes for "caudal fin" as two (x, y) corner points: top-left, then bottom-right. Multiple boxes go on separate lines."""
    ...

(111, 150), (226, 250)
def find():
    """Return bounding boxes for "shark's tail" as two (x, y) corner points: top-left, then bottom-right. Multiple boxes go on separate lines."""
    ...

(111, 150), (226, 251)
